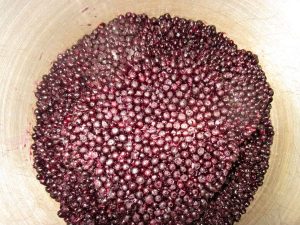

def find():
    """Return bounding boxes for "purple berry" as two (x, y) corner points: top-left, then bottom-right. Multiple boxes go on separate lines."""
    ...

(32, 13), (273, 225)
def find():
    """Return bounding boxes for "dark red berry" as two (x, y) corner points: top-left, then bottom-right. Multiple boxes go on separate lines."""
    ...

(32, 13), (273, 225)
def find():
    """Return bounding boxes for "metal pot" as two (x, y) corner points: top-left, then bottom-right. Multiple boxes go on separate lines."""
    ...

(0, 1), (299, 224)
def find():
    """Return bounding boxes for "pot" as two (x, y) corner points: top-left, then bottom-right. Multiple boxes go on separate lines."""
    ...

(1, 0), (299, 224)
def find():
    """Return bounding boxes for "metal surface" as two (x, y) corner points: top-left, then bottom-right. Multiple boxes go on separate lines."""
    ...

(1, 0), (300, 224)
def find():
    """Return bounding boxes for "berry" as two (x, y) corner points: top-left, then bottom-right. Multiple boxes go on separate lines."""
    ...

(32, 13), (274, 225)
